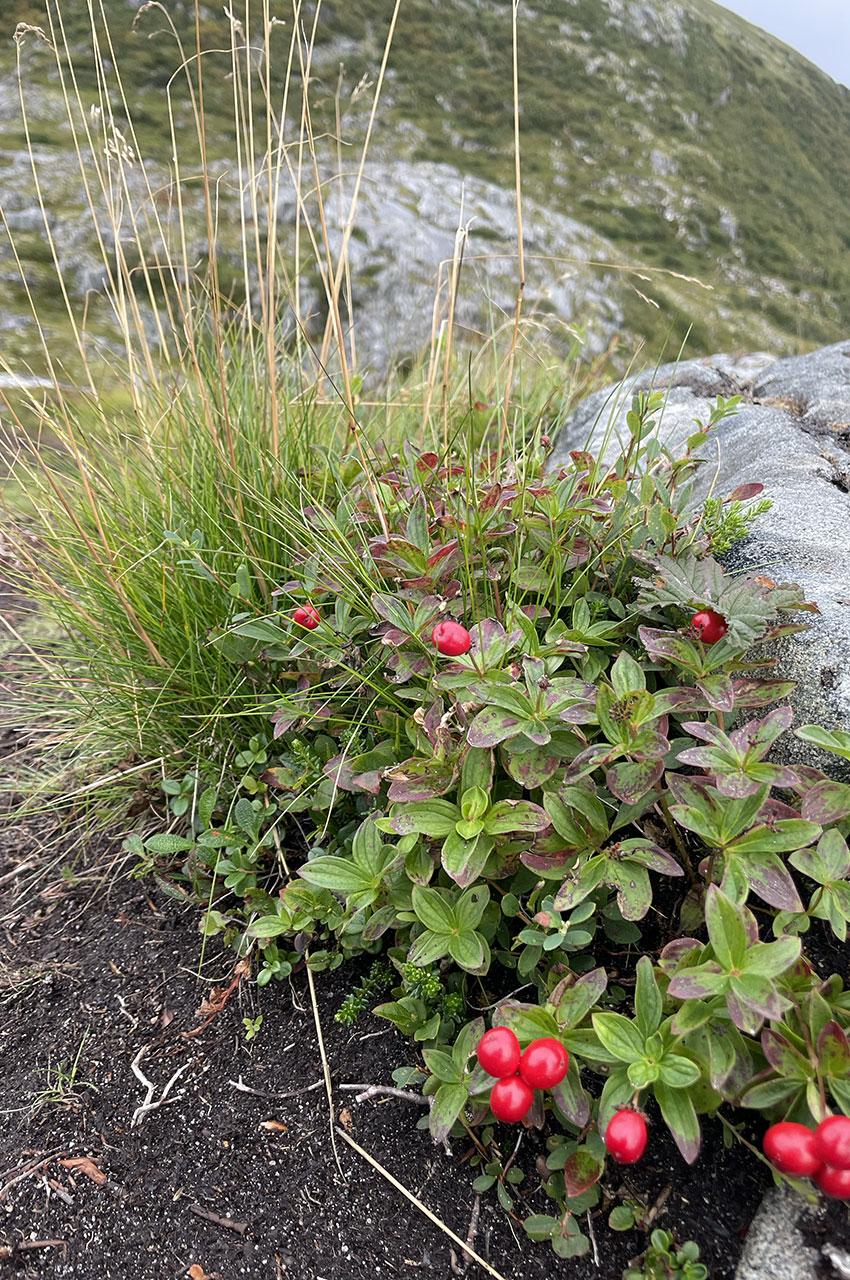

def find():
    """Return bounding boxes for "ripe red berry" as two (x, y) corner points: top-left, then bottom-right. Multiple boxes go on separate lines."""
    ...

(489, 1074), (534, 1123)
(477, 1027), (521, 1079)
(763, 1122), (822, 1177)
(814, 1163), (850, 1199)
(604, 1108), (648, 1164)
(518, 1037), (569, 1090)
(690, 609), (728, 644)
(814, 1115), (850, 1170)
(293, 604), (320, 629)
(431, 620), (471, 656)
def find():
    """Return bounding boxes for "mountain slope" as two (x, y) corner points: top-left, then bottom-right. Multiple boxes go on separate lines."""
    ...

(2, 0), (849, 373)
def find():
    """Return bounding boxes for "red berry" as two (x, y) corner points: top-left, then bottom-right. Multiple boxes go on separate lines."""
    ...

(518, 1037), (569, 1090)
(489, 1075), (534, 1123)
(431, 620), (471, 656)
(604, 1108), (648, 1164)
(814, 1164), (850, 1199)
(293, 604), (320, 629)
(763, 1122), (822, 1177)
(690, 609), (728, 645)
(477, 1027), (521, 1079)
(814, 1115), (850, 1170)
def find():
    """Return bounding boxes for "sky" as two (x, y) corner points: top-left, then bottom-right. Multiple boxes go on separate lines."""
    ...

(721, 1), (849, 86)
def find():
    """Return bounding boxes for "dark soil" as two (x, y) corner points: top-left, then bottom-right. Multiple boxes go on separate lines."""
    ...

(0, 821), (769, 1280)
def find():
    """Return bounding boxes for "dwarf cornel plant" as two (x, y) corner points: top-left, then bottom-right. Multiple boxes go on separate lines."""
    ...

(119, 388), (850, 1263)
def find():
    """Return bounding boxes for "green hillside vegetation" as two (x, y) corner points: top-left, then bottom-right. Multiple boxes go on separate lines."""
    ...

(2, 0), (849, 372)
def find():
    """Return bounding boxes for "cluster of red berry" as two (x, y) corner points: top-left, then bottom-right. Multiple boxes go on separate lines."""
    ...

(293, 610), (727, 650)
(291, 606), (474, 657)
(477, 1028), (568, 1122)
(763, 1116), (850, 1199)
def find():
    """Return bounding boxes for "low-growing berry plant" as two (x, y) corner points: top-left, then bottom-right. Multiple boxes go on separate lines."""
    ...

(125, 391), (850, 1268)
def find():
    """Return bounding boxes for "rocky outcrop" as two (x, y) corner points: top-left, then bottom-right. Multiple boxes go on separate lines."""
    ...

(550, 340), (850, 774)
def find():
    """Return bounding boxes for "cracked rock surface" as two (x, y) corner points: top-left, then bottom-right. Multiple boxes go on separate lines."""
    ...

(550, 339), (850, 777)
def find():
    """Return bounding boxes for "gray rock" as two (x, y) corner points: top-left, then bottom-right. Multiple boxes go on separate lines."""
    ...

(551, 341), (850, 775)
(734, 1184), (823, 1280)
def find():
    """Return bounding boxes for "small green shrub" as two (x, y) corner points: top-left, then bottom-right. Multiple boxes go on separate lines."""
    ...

(120, 388), (850, 1263)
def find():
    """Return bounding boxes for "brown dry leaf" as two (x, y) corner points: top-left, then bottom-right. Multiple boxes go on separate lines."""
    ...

(188, 1267), (210, 1280)
(161, 1007), (175, 1028)
(60, 1157), (106, 1186)
(339, 1107), (354, 1132)
(754, 575), (776, 589)
(259, 1120), (287, 1132)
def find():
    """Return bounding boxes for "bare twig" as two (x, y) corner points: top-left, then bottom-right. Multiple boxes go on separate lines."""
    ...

(0, 1152), (68, 1204)
(116, 994), (139, 1032)
(335, 1128), (510, 1280)
(130, 1045), (194, 1126)
(341, 1084), (428, 1106)
(187, 1203), (247, 1234)
(587, 1210), (600, 1269)
(0, 860), (38, 889)
(43, 1176), (74, 1206)
(0, 1240), (66, 1261)
(228, 1076), (324, 1101)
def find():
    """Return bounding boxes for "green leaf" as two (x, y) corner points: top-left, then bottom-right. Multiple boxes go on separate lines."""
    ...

(634, 956), (663, 1038)
(654, 1081), (701, 1163)
(461, 747), (494, 793)
(549, 1058), (591, 1127)
(197, 787), (217, 829)
(429, 1082), (468, 1143)
(386, 799), (460, 838)
(704, 885), (747, 970)
(523, 1215), (559, 1242)
(591, 1013), (646, 1064)
(795, 724), (850, 762)
(246, 915), (291, 938)
(235, 797), (259, 836)
(423, 1048), (463, 1083)
(729, 820), (822, 856)
(607, 861), (653, 921)
(493, 1003), (560, 1043)
(801, 781), (850, 825)
(460, 785), (490, 823)
(231, 617), (288, 645)
(411, 886), (455, 934)
(610, 649), (647, 697)
(609, 1206), (636, 1232)
(744, 935), (801, 979)
(352, 816), (386, 875)
(628, 1059), (659, 1088)
(598, 1068), (633, 1130)
(441, 829), (494, 888)
(467, 705), (527, 748)
(741, 1077), (801, 1110)
(298, 856), (373, 896)
(453, 885), (490, 932)
(144, 832), (196, 854)
(554, 968), (608, 1030)
(448, 931), (486, 972)
(657, 1054), (701, 1089)
(483, 800), (550, 835)
(408, 930), (451, 967)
